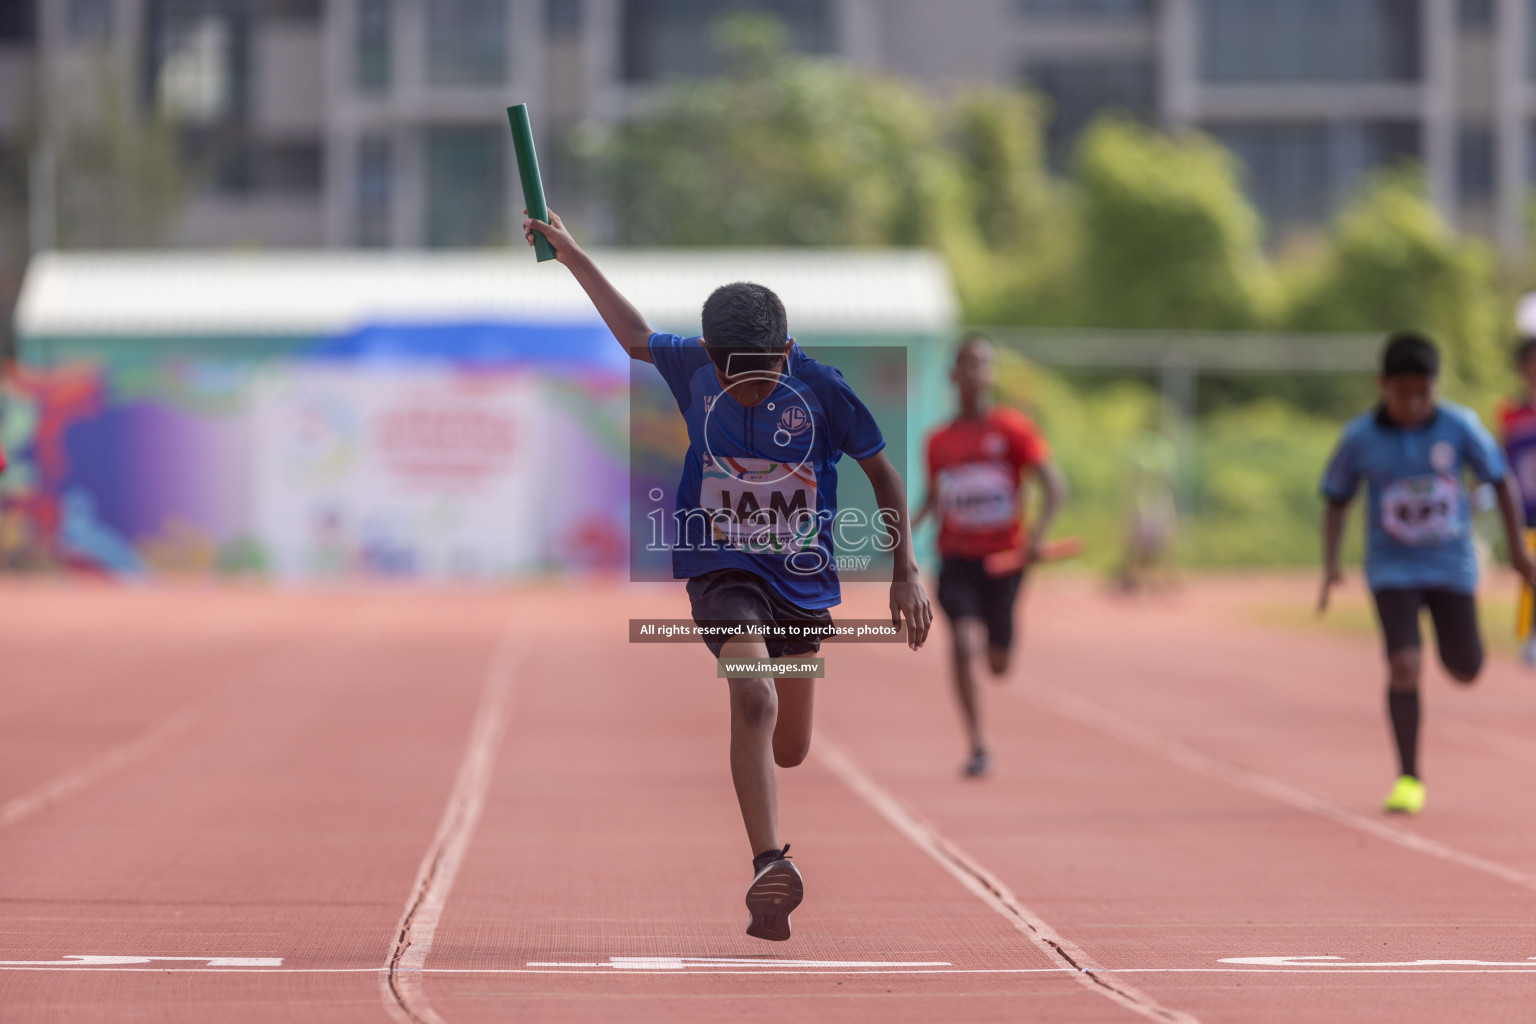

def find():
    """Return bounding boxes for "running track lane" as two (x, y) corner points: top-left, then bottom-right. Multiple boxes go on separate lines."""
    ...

(0, 585), (513, 1023)
(827, 575), (1536, 1023)
(407, 585), (1171, 1024)
(418, 578), (1536, 1022)
(7, 578), (1536, 1020)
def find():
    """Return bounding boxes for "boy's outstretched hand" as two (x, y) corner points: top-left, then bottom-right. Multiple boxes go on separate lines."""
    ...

(890, 580), (932, 650)
(1493, 477), (1536, 591)
(1316, 565), (1342, 615)
(523, 209), (579, 264)
(1512, 548), (1536, 591)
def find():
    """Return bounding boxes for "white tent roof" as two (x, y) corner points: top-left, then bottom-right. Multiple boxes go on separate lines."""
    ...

(1518, 290), (1536, 339)
(16, 249), (956, 338)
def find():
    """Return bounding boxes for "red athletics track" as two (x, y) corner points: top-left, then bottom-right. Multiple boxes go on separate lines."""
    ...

(5, 575), (1536, 1022)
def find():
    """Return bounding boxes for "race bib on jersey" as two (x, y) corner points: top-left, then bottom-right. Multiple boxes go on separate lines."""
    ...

(700, 456), (820, 553)
(938, 461), (1017, 532)
(1380, 473), (1461, 547)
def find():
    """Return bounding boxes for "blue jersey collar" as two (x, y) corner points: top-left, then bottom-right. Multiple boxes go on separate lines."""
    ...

(1374, 403), (1441, 431)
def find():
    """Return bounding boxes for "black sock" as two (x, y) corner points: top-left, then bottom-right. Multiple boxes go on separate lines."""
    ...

(1387, 689), (1420, 779)
(752, 845), (788, 876)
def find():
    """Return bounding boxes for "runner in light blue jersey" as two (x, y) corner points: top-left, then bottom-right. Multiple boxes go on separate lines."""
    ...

(1319, 332), (1536, 815)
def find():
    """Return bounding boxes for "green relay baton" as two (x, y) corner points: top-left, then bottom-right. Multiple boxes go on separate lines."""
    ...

(507, 103), (556, 262)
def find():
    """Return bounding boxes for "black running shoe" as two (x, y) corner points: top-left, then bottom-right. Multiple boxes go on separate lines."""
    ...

(745, 844), (802, 941)
(962, 749), (991, 777)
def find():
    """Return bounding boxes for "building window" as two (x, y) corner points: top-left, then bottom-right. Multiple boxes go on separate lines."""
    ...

(147, 0), (251, 124)
(1528, 0), (1536, 78)
(1212, 120), (1419, 233)
(356, 136), (393, 247)
(69, 0), (114, 41)
(424, 126), (505, 247)
(208, 140), (324, 196)
(1459, 0), (1494, 28)
(259, 141), (324, 194)
(0, 0), (37, 42)
(621, 0), (835, 83)
(263, 0), (324, 19)
(356, 0), (391, 93)
(1015, 0), (1150, 18)
(1024, 59), (1155, 167)
(425, 0), (508, 86)
(1458, 126), (1494, 200)
(1201, 0), (1420, 83)
(547, 0), (583, 33)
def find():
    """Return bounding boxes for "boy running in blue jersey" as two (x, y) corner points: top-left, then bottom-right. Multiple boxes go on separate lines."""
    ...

(1319, 332), (1536, 814)
(526, 211), (933, 940)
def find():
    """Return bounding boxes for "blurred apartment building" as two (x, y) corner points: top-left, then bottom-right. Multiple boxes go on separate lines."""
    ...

(0, 0), (1529, 252)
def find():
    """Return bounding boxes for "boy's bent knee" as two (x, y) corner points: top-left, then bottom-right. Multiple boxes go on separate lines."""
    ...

(1386, 647), (1421, 691)
(951, 619), (984, 660)
(986, 646), (1010, 676)
(1444, 653), (1483, 684)
(773, 741), (810, 768)
(730, 680), (778, 731)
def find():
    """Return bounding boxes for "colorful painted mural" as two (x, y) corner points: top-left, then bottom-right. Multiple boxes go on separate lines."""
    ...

(0, 322), (628, 580)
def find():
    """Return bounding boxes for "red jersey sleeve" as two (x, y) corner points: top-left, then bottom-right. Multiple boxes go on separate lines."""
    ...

(1003, 410), (1048, 470)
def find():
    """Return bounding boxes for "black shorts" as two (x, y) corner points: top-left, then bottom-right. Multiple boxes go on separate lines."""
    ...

(686, 568), (832, 658)
(1372, 587), (1484, 679)
(936, 556), (1025, 651)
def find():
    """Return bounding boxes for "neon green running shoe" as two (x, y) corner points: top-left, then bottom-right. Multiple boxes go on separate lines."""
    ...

(1382, 775), (1425, 814)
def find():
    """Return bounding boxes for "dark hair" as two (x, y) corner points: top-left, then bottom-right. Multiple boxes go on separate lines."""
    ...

(953, 332), (992, 366)
(1516, 336), (1536, 367)
(1381, 331), (1440, 379)
(701, 282), (788, 374)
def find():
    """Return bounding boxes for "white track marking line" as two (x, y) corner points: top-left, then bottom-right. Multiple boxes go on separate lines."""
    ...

(0, 956), (282, 967)
(1021, 685), (1536, 895)
(381, 630), (519, 1024)
(815, 733), (1201, 1024)
(11, 964), (1536, 975)
(0, 707), (202, 831)
(0, 616), (350, 833)
(526, 957), (954, 969)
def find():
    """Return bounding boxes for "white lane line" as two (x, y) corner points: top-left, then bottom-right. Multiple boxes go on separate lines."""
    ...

(525, 957), (954, 969)
(0, 956), (281, 967)
(1022, 686), (1536, 895)
(8, 965), (1536, 975)
(0, 707), (202, 831)
(815, 733), (1201, 1024)
(0, 620), (339, 833)
(0, 967), (379, 973)
(1221, 956), (1536, 967)
(381, 630), (519, 1024)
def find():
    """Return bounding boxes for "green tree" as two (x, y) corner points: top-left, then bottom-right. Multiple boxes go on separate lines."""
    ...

(1073, 117), (1273, 329)
(0, 61), (188, 363)
(1284, 171), (1502, 398)
(579, 14), (978, 257)
(947, 89), (1076, 324)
